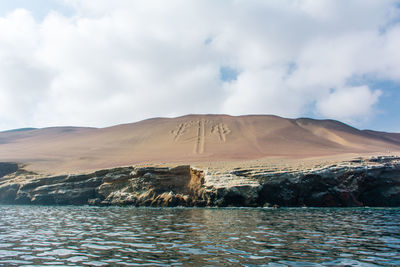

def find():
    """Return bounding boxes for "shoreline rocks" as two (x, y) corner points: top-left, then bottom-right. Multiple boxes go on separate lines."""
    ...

(0, 156), (399, 207)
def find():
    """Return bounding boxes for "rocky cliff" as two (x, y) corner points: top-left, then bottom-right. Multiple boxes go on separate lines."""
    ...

(0, 156), (399, 207)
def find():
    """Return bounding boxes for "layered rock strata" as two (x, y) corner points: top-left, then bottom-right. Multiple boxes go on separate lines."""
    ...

(0, 156), (399, 207)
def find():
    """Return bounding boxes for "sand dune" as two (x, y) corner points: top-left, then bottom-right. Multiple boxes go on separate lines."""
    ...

(0, 114), (399, 173)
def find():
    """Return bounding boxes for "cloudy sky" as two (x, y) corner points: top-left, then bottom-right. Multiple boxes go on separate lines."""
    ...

(0, 0), (400, 132)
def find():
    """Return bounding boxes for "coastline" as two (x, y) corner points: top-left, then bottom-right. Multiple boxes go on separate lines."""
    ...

(1, 155), (399, 207)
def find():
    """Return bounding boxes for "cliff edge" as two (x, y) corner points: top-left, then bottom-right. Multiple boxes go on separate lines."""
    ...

(1, 156), (399, 207)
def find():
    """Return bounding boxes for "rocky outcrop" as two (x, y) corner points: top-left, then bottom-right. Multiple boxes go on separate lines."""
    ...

(0, 162), (18, 178)
(0, 165), (206, 206)
(0, 156), (399, 207)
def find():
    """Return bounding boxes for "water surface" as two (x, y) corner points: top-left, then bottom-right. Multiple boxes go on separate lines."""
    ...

(0, 206), (399, 266)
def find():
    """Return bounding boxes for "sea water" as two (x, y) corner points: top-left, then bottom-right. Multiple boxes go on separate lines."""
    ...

(0, 206), (399, 266)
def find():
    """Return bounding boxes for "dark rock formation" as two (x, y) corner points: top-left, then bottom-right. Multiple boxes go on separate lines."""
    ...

(0, 156), (399, 207)
(256, 165), (400, 207)
(0, 162), (18, 178)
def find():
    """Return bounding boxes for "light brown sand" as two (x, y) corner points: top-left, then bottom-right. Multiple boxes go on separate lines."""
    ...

(0, 115), (399, 174)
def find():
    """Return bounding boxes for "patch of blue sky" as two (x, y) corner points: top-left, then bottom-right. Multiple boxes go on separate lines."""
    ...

(0, 0), (74, 20)
(219, 66), (239, 82)
(365, 80), (400, 132)
(204, 37), (213, 45)
(283, 62), (297, 80)
(346, 75), (400, 131)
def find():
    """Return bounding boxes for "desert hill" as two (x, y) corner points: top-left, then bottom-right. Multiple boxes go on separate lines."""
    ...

(0, 114), (399, 173)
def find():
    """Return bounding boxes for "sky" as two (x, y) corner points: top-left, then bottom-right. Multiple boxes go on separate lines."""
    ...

(0, 0), (400, 132)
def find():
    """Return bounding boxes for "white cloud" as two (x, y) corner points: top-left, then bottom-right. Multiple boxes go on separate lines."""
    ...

(0, 0), (399, 130)
(316, 86), (382, 122)
(222, 68), (306, 117)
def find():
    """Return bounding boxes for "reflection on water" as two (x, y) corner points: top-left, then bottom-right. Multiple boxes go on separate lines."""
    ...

(0, 206), (399, 266)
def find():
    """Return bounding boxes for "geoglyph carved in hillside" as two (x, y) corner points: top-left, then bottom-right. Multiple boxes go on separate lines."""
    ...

(170, 120), (231, 154)
(170, 121), (195, 142)
(211, 123), (231, 143)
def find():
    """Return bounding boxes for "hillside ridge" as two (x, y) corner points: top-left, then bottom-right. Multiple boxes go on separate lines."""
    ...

(0, 114), (399, 174)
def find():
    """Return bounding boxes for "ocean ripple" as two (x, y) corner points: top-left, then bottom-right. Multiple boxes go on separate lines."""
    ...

(0, 206), (399, 266)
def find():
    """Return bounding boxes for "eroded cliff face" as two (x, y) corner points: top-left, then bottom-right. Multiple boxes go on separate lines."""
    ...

(0, 157), (399, 207)
(0, 165), (207, 207)
(0, 163), (18, 178)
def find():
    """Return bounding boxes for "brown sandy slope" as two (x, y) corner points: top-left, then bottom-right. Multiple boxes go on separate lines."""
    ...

(0, 114), (399, 174)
